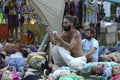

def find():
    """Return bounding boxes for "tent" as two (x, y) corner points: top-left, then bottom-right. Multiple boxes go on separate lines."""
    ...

(30, 0), (65, 34)
(105, 0), (120, 3)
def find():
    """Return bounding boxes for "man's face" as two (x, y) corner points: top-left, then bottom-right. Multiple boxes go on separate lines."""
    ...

(93, 64), (104, 75)
(85, 30), (92, 40)
(113, 64), (120, 75)
(63, 18), (72, 32)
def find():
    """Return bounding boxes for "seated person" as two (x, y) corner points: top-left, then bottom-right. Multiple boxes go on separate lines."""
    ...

(82, 28), (99, 62)
(48, 64), (85, 80)
(90, 63), (113, 79)
(110, 64), (120, 80)
(47, 15), (86, 71)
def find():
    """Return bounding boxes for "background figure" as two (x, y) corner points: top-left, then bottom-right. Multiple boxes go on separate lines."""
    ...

(82, 28), (99, 62)
(8, 0), (19, 40)
(115, 4), (120, 22)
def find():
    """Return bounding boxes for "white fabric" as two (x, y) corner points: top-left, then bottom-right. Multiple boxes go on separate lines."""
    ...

(52, 69), (70, 79)
(116, 6), (120, 18)
(82, 38), (99, 61)
(103, 2), (111, 17)
(30, 0), (65, 34)
(0, 43), (3, 49)
(52, 45), (87, 70)
(9, 52), (23, 58)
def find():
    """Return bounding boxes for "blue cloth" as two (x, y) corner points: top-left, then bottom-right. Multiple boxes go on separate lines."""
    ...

(60, 66), (77, 73)
(6, 53), (27, 72)
(116, 41), (120, 48)
(103, 67), (112, 78)
(99, 46), (107, 56)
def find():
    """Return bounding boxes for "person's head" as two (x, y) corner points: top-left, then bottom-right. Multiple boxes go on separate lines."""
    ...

(99, 54), (109, 61)
(112, 64), (120, 76)
(85, 28), (94, 40)
(83, 22), (90, 30)
(90, 64), (105, 76)
(20, 50), (29, 58)
(63, 15), (77, 32)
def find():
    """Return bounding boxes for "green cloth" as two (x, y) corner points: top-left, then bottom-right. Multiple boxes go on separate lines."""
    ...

(105, 0), (120, 3)
(0, 12), (3, 24)
(1, 19), (6, 24)
(59, 75), (85, 80)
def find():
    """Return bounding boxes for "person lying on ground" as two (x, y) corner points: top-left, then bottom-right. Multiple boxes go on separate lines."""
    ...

(99, 51), (120, 63)
(110, 63), (120, 80)
(47, 15), (86, 71)
(48, 64), (85, 80)
(90, 63), (114, 79)
(83, 62), (116, 74)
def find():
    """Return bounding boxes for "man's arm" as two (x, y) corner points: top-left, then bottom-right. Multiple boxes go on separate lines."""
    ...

(46, 27), (58, 44)
(54, 31), (81, 51)
(86, 47), (96, 56)
(86, 40), (99, 56)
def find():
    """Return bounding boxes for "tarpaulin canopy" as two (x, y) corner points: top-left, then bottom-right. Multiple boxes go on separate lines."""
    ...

(105, 0), (120, 3)
(30, 0), (65, 34)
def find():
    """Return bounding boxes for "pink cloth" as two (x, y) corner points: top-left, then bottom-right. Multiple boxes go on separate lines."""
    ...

(110, 74), (120, 80)
(12, 72), (22, 80)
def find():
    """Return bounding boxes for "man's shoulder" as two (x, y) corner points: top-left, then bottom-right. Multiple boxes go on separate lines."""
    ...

(91, 38), (98, 42)
(74, 30), (81, 38)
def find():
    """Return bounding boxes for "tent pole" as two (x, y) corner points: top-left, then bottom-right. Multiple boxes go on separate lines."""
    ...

(37, 33), (49, 52)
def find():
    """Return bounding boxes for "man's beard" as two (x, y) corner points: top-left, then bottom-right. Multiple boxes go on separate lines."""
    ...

(86, 36), (92, 40)
(63, 24), (71, 32)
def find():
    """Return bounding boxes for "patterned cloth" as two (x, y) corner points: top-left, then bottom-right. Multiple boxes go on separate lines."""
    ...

(84, 0), (98, 24)
(27, 55), (45, 70)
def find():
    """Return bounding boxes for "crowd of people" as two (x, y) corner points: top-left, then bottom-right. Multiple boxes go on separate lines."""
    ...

(0, 0), (120, 80)
(46, 15), (120, 80)
(1, 0), (32, 41)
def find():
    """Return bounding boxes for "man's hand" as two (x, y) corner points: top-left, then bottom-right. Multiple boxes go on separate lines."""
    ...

(54, 33), (61, 42)
(46, 26), (52, 33)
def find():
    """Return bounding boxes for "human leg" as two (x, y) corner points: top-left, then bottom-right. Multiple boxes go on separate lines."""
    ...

(52, 45), (71, 66)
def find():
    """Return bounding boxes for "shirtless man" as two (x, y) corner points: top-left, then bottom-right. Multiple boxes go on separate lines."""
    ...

(47, 15), (86, 71)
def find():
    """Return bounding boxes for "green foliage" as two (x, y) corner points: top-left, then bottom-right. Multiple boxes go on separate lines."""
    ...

(111, 3), (116, 20)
